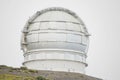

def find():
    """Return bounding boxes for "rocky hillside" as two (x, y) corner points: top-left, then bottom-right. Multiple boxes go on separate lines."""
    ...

(0, 65), (102, 80)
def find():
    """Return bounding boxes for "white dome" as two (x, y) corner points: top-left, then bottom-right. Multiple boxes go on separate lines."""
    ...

(21, 7), (90, 73)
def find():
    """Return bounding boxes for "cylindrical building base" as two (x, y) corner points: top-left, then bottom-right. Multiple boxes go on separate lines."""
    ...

(23, 60), (86, 73)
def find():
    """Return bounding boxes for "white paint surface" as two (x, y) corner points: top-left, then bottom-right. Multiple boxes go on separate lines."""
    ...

(0, 0), (120, 80)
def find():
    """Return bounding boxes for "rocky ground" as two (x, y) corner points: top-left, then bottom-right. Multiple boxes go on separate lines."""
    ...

(0, 65), (102, 80)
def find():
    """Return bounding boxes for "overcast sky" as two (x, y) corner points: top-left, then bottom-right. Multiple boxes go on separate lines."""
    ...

(0, 0), (120, 80)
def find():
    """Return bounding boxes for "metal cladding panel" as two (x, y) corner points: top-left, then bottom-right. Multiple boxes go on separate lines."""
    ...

(33, 11), (80, 23)
(26, 32), (87, 52)
(28, 22), (83, 32)
(26, 33), (83, 43)
(27, 42), (86, 52)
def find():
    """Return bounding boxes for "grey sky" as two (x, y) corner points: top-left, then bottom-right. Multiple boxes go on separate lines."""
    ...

(0, 0), (120, 80)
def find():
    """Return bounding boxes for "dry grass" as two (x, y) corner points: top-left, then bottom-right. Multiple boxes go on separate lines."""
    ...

(0, 65), (102, 80)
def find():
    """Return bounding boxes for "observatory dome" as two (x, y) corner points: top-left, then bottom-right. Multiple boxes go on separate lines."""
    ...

(21, 7), (90, 73)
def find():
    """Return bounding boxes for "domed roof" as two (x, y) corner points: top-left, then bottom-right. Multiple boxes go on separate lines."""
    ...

(21, 7), (89, 53)
(23, 7), (89, 34)
(31, 7), (83, 23)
